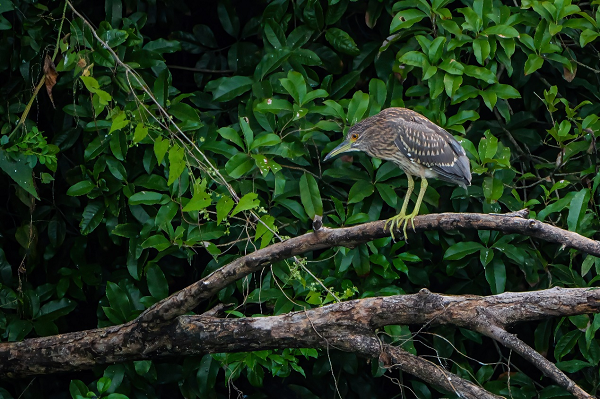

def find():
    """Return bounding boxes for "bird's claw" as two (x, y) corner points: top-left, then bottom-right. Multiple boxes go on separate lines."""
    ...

(385, 213), (417, 241)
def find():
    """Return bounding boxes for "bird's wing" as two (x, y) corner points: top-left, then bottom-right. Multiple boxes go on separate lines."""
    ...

(388, 111), (471, 185)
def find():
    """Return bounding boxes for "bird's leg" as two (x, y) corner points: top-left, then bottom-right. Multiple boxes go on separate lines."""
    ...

(405, 177), (428, 233)
(385, 174), (414, 240)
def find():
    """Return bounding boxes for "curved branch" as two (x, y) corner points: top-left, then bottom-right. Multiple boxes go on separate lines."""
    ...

(3, 287), (599, 396)
(337, 336), (505, 399)
(478, 324), (593, 399)
(140, 211), (600, 324)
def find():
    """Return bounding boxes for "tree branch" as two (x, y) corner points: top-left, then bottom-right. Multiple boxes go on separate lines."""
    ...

(337, 336), (505, 399)
(2, 287), (599, 398)
(478, 324), (593, 399)
(140, 211), (600, 325)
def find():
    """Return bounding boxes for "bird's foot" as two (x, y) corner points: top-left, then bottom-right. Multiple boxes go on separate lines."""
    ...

(385, 212), (417, 241)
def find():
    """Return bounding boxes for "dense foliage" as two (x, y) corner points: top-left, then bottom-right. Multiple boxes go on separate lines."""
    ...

(1, 0), (600, 397)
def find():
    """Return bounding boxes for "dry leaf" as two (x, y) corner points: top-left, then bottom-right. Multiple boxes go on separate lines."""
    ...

(563, 65), (577, 82)
(44, 54), (58, 109)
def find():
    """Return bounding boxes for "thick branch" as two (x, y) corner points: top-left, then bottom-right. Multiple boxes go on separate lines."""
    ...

(478, 324), (593, 399)
(140, 212), (600, 324)
(2, 288), (598, 377)
(336, 336), (504, 399)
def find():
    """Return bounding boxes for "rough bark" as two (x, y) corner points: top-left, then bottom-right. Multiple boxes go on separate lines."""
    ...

(2, 287), (599, 398)
(140, 210), (600, 326)
(3, 211), (600, 398)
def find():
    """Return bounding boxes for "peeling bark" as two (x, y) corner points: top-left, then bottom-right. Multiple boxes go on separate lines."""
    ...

(2, 287), (599, 399)
(140, 211), (600, 325)
(2, 212), (600, 398)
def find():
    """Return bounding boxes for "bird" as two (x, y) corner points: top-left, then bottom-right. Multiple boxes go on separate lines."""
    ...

(324, 107), (471, 240)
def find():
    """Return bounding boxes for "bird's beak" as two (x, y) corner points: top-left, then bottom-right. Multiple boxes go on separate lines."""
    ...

(324, 139), (353, 161)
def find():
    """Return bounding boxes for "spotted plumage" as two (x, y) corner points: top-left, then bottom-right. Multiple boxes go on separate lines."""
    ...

(324, 107), (472, 239)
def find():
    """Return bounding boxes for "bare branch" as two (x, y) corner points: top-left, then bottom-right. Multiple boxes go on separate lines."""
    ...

(2, 288), (598, 390)
(351, 337), (505, 399)
(140, 211), (600, 324)
(478, 324), (594, 399)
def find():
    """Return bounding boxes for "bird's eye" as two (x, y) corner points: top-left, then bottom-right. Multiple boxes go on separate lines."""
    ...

(350, 133), (359, 141)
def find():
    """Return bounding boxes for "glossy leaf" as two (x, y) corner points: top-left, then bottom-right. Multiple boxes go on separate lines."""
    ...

(299, 173), (323, 219)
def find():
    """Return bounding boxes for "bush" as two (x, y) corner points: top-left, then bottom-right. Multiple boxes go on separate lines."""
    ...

(1, 0), (599, 398)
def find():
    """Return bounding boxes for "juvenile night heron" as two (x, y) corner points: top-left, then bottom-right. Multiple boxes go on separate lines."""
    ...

(324, 107), (471, 239)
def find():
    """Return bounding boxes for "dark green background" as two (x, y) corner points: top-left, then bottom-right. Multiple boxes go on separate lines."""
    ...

(0, 0), (599, 398)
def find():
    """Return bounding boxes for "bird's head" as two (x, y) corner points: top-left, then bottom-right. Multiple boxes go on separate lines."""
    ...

(323, 127), (366, 161)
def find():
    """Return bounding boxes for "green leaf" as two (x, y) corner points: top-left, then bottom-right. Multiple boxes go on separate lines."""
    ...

(255, 214), (276, 248)
(250, 133), (281, 150)
(280, 70), (307, 105)
(325, 28), (360, 56)
(463, 65), (496, 83)
(225, 153), (254, 178)
(491, 83), (521, 99)
(567, 188), (589, 232)
(554, 330), (581, 361)
(580, 29), (599, 47)
(473, 37), (490, 65)
(231, 193), (260, 216)
(35, 298), (76, 321)
(80, 201), (105, 235)
(80, 76), (100, 92)
(133, 124), (149, 143)
(240, 117), (253, 150)
(524, 54), (544, 75)
(390, 9), (427, 32)
(369, 79), (387, 107)
(444, 242), (484, 260)
(556, 360), (593, 373)
(347, 91), (370, 125)
(444, 73), (462, 97)
(348, 180), (374, 204)
(299, 173), (323, 219)
(256, 98), (294, 114)
(480, 248), (494, 267)
(129, 191), (164, 205)
(399, 51), (428, 68)
(0, 149), (38, 199)
(483, 25), (520, 38)
(144, 38), (181, 53)
(216, 196), (235, 225)
(154, 136), (169, 164)
(70, 381), (89, 398)
(206, 76), (253, 102)
(217, 0), (239, 37)
(182, 183), (212, 212)
(303, 0), (324, 30)
(167, 145), (186, 186)
(480, 89), (497, 110)
(483, 177), (503, 201)
(217, 127), (245, 150)
(438, 58), (464, 75)
(109, 112), (129, 134)
(112, 223), (140, 238)
(106, 157), (127, 181)
(485, 259), (506, 294)
(376, 183), (397, 207)
(142, 234), (172, 251)
(155, 202), (178, 230)
(447, 110), (479, 126)
(169, 102), (201, 123)
(303, 89), (329, 104)
(105, 281), (132, 321)
(428, 37), (446, 64)
(67, 180), (95, 196)
(146, 263), (169, 300)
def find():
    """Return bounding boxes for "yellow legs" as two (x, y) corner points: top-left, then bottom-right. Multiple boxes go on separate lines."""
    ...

(385, 175), (428, 240)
